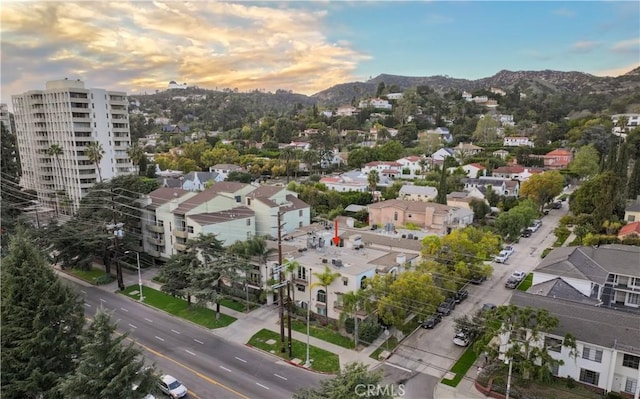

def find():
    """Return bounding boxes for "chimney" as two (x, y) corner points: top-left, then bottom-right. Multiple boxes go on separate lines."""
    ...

(396, 253), (406, 265)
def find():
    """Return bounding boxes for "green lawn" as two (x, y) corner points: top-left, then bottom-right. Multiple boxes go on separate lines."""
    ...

(541, 248), (553, 258)
(290, 319), (355, 349)
(369, 336), (399, 360)
(441, 345), (479, 387)
(247, 329), (340, 373)
(517, 273), (533, 291)
(121, 285), (236, 329)
(219, 298), (247, 313)
(67, 268), (110, 284)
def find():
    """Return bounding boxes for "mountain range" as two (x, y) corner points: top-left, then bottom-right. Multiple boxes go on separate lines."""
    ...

(311, 67), (640, 106)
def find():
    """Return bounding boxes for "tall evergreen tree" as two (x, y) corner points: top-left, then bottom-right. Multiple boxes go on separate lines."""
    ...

(629, 160), (640, 200)
(436, 162), (448, 204)
(58, 310), (159, 399)
(1, 229), (85, 399)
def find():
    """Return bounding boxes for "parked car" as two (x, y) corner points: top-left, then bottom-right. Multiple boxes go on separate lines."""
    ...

(494, 250), (510, 264)
(502, 245), (515, 257)
(470, 275), (486, 285)
(481, 303), (497, 312)
(453, 332), (470, 347)
(505, 277), (519, 289)
(521, 229), (532, 238)
(159, 375), (187, 399)
(421, 313), (442, 329)
(511, 271), (527, 281)
(454, 289), (468, 303)
(552, 201), (562, 209)
(437, 301), (454, 316)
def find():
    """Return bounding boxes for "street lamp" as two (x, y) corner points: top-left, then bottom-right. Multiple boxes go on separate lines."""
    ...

(304, 283), (311, 368)
(125, 250), (143, 302)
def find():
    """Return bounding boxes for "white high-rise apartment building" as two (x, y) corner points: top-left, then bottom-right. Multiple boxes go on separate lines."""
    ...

(1, 103), (12, 134)
(12, 79), (133, 213)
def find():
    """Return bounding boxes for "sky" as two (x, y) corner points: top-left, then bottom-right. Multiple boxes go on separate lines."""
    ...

(1, 1), (639, 106)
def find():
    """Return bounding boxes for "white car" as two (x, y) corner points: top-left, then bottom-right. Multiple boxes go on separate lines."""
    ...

(494, 250), (510, 263)
(159, 375), (187, 399)
(502, 245), (515, 257)
(511, 271), (527, 281)
(453, 332), (470, 347)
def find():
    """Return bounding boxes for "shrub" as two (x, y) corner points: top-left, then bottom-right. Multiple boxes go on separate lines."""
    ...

(345, 318), (355, 334)
(566, 376), (576, 389)
(358, 322), (382, 346)
(95, 274), (115, 285)
(605, 392), (623, 399)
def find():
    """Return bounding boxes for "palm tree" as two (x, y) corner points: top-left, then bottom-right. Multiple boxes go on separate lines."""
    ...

(126, 145), (145, 175)
(341, 290), (368, 347)
(616, 115), (629, 135)
(85, 141), (105, 183)
(302, 150), (320, 174)
(280, 147), (296, 183)
(312, 266), (341, 325)
(47, 144), (64, 216)
(367, 170), (379, 193)
(283, 259), (300, 303)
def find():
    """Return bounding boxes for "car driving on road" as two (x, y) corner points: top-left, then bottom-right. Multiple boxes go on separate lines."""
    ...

(159, 375), (187, 399)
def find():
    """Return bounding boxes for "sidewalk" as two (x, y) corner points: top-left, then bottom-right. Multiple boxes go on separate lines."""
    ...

(433, 354), (488, 399)
(106, 265), (380, 369)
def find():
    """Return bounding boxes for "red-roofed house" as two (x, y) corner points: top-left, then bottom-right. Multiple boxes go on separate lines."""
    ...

(362, 161), (403, 175)
(462, 163), (486, 178)
(544, 149), (573, 169)
(397, 156), (425, 179)
(492, 165), (544, 182)
(618, 222), (640, 239)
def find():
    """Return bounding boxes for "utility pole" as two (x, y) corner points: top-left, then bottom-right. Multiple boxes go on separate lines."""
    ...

(277, 211), (286, 353)
(111, 187), (125, 291)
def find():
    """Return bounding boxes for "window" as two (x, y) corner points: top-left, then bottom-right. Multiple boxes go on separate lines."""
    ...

(550, 363), (559, 376)
(623, 354), (640, 369)
(317, 307), (326, 316)
(297, 267), (306, 281)
(545, 336), (563, 352)
(606, 274), (619, 284)
(343, 278), (348, 286)
(299, 221), (303, 228)
(246, 218), (251, 226)
(628, 293), (640, 305)
(629, 215), (636, 222)
(360, 276), (367, 289)
(394, 212), (398, 221)
(187, 226), (194, 233)
(582, 347), (603, 363)
(299, 210), (303, 217)
(579, 368), (599, 386)
(624, 378), (638, 394)
(630, 277), (640, 288)
(317, 290), (326, 303)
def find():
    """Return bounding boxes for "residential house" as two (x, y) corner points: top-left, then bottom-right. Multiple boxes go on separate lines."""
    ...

(462, 91), (473, 101)
(431, 148), (455, 163)
(161, 124), (189, 133)
(490, 87), (506, 96)
(299, 128), (320, 138)
(209, 164), (245, 181)
(287, 141), (312, 151)
(492, 165), (544, 182)
(358, 98), (392, 110)
(446, 190), (487, 210)
(154, 117), (170, 125)
(449, 163), (486, 179)
(370, 127), (399, 140)
(543, 149), (573, 169)
(368, 199), (474, 233)
(386, 93), (404, 100)
(398, 185), (438, 202)
(454, 142), (483, 158)
(462, 177), (519, 197)
(421, 127), (453, 143)
(611, 114), (640, 134)
(498, 114), (515, 127)
(493, 149), (510, 160)
(319, 148), (345, 169)
(503, 136), (534, 147)
(473, 96), (489, 104)
(336, 105), (358, 116)
(320, 175), (369, 193)
(507, 290), (640, 397)
(181, 171), (219, 191)
(362, 161), (403, 175)
(618, 222), (640, 240)
(168, 81), (188, 89)
(397, 156), (425, 179)
(624, 196), (640, 222)
(245, 185), (311, 238)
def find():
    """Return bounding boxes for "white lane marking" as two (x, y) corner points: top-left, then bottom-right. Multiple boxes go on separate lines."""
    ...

(385, 362), (412, 373)
(235, 357), (247, 363)
(185, 350), (197, 356)
(144, 318), (153, 323)
(155, 336), (165, 342)
(256, 382), (270, 390)
(274, 374), (287, 381)
(193, 339), (204, 345)
(99, 298), (106, 302)
(84, 303), (91, 307)
(81, 290), (87, 294)
(120, 307), (129, 312)
(171, 329), (181, 335)
(128, 323), (137, 329)
(220, 366), (232, 372)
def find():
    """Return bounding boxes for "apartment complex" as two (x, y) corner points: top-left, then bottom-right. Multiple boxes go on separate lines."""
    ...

(11, 79), (132, 212)
(1, 103), (12, 134)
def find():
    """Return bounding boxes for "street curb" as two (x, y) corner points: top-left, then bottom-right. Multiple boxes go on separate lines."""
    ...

(54, 268), (96, 288)
(244, 344), (336, 375)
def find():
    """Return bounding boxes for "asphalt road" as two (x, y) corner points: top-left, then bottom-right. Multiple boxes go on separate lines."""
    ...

(387, 201), (571, 399)
(66, 280), (326, 399)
